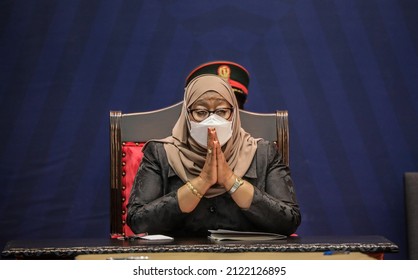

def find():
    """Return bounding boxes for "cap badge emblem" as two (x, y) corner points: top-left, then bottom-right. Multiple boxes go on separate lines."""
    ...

(217, 65), (231, 79)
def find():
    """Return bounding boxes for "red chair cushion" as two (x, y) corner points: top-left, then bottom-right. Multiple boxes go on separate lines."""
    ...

(121, 142), (145, 237)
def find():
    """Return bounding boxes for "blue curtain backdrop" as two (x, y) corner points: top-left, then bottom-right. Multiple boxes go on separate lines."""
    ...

(0, 0), (417, 259)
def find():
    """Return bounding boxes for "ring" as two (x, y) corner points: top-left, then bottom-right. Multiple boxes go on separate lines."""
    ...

(207, 148), (212, 154)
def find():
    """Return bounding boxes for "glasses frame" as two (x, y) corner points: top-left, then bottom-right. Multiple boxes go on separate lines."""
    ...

(187, 107), (234, 122)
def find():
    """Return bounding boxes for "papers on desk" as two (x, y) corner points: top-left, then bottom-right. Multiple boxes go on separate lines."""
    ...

(208, 229), (287, 241)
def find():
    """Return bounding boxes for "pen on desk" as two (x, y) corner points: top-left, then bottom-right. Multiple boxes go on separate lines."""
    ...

(116, 232), (148, 240)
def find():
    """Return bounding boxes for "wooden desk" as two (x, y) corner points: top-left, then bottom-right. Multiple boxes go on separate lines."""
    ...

(1, 235), (398, 260)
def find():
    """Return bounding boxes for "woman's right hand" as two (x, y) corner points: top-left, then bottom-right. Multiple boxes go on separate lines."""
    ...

(178, 128), (217, 212)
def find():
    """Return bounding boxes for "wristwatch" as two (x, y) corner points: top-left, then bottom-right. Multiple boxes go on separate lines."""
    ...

(227, 177), (244, 195)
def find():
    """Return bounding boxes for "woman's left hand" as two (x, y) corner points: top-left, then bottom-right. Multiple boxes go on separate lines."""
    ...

(212, 131), (234, 188)
(213, 130), (254, 208)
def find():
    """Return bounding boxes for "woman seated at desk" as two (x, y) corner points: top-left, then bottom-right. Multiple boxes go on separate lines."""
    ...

(127, 74), (301, 237)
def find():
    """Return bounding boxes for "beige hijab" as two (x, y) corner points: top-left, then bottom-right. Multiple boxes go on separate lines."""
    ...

(162, 74), (258, 197)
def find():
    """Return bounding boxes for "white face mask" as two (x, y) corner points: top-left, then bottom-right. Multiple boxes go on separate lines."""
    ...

(189, 114), (233, 148)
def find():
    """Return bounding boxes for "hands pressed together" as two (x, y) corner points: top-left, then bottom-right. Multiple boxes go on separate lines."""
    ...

(199, 128), (234, 190)
(178, 128), (254, 213)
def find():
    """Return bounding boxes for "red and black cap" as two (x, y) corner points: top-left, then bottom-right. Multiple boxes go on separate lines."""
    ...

(185, 61), (250, 108)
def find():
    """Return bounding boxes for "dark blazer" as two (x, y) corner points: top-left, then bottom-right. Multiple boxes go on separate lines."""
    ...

(127, 140), (301, 237)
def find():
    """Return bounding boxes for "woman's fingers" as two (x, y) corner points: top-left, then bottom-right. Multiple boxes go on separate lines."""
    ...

(200, 128), (218, 186)
(206, 128), (216, 161)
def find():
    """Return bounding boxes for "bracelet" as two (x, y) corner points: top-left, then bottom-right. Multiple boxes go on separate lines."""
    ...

(186, 181), (203, 199)
(227, 177), (244, 195)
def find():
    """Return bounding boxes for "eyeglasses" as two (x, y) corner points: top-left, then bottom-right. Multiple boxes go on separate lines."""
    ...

(188, 107), (233, 122)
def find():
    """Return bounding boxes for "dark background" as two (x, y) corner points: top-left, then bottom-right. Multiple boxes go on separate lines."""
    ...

(1, 0), (417, 259)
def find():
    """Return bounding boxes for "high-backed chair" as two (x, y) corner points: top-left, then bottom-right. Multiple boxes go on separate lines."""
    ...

(109, 102), (289, 238)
